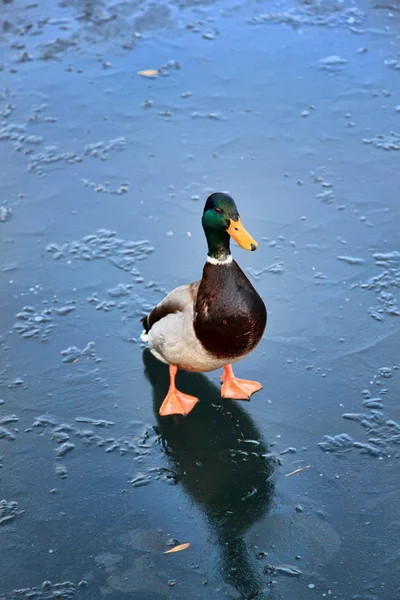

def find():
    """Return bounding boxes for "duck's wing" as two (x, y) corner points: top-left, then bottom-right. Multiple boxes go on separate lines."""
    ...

(141, 281), (200, 335)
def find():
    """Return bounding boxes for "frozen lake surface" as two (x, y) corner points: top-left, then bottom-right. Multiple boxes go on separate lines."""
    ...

(0, 0), (399, 598)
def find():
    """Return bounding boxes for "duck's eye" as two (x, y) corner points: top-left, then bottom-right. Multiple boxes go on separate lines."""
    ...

(214, 207), (222, 214)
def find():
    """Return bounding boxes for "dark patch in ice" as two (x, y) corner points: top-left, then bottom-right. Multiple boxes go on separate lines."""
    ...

(15, 51), (33, 63)
(39, 37), (78, 60)
(0, 0), (192, 63)
(60, 341), (101, 363)
(133, 4), (173, 32)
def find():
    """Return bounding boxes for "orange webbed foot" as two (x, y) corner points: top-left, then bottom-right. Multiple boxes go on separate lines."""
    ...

(220, 365), (262, 400)
(159, 389), (199, 416)
(159, 365), (199, 416)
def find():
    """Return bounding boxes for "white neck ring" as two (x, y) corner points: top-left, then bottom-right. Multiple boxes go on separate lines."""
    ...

(206, 254), (233, 265)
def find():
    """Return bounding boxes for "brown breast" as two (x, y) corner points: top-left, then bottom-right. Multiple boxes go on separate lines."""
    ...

(193, 260), (267, 359)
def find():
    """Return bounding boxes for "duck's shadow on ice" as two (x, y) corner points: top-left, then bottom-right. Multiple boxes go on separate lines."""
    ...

(143, 348), (277, 600)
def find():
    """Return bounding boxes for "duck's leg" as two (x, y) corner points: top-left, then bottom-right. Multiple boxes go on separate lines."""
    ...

(159, 365), (200, 416)
(220, 364), (262, 400)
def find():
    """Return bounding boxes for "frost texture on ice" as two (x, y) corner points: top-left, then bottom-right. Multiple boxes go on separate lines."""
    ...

(0, 499), (22, 525)
(0, 111), (126, 175)
(0, 426), (16, 441)
(0, 206), (12, 222)
(359, 251), (400, 321)
(1, 580), (77, 600)
(249, 2), (365, 29)
(28, 136), (126, 174)
(363, 132), (400, 151)
(318, 433), (355, 452)
(31, 414), (163, 481)
(14, 302), (76, 340)
(319, 55), (347, 70)
(46, 229), (154, 273)
(264, 564), (302, 577)
(46, 232), (156, 334)
(310, 169), (336, 204)
(0, 412), (19, 441)
(337, 256), (365, 266)
(319, 368), (400, 457)
(60, 341), (101, 363)
(247, 263), (284, 280)
(87, 284), (156, 329)
(384, 58), (400, 71)
(81, 178), (129, 195)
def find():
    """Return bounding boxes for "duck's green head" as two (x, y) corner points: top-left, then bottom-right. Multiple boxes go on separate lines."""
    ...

(202, 192), (258, 260)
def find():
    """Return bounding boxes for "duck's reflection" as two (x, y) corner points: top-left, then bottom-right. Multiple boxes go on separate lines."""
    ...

(143, 349), (276, 599)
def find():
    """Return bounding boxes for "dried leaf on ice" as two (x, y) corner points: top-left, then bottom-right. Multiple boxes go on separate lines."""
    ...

(285, 465), (311, 477)
(164, 542), (190, 554)
(137, 69), (158, 78)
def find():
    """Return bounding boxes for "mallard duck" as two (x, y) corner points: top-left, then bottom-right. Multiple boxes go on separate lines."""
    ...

(140, 192), (267, 416)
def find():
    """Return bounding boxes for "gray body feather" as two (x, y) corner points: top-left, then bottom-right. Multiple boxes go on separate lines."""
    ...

(142, 282), (244, 372)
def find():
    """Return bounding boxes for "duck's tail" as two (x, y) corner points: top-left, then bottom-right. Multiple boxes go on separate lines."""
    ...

(140, 315), (149, 342)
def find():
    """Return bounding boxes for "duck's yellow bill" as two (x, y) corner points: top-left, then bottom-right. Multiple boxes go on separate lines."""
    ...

(227, 218), (258, 251)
